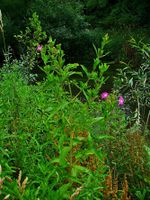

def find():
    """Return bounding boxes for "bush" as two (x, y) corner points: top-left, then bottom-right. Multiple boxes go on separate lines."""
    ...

(114, 38), (150, 129)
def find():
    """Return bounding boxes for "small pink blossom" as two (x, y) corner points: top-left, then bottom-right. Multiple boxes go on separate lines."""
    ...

(101, 92), (109, 100)
(37, 45), (42, 52)
(118, 96), (124, 106)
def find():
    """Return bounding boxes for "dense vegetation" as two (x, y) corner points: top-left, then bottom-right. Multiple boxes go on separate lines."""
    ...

(0, 1), (150, 200)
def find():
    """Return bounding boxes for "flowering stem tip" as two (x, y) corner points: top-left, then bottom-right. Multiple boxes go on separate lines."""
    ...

(37, 44), (42, 52)
(118, 96), (124, 106)
(101, 92), (109, 100)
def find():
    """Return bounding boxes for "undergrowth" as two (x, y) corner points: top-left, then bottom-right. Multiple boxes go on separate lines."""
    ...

(0, 12), (150, 200)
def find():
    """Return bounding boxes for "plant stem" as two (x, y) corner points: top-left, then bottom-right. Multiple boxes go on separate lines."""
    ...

(2, 30), (7, 53)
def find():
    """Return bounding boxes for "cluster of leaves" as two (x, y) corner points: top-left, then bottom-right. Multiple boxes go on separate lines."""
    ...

(85, 0), (150, 27)
(114, 38), (150, 128)
(0, 0), (32, 58)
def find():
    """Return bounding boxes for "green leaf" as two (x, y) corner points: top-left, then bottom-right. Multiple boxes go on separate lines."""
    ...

(91, 117), (104, 125)
(59, 146), (71, 166)
(81, 65), (89, 76)
(93, 58), (100, 70)
(58, 183), (71, 198)
(64, 63), (79, 71)
(50, 158), (60, 164)
(72, 165), (90, 175)
(96, 134), (114, 140)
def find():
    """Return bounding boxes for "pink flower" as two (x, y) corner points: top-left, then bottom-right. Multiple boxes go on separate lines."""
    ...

(37, 45), (42, 52)
(101, 92), (109, 100)
(118, 96), (124, 106)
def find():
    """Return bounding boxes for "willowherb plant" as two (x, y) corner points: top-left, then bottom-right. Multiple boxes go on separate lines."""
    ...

(14, 12), (47, 74)
(0, 13), (113, 199)
(15, 12), (110, 102)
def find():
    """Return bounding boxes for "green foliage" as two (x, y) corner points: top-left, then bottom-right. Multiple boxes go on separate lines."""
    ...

(86, 0), (108, 10)
(85, 0), (150, 27)
(1, 0), (150, 68)
(29, 0), (87, 38)
(114, 38), (150, 128)
(27, 0), (90, 64)
(0, 14), (112, 199)
(0, 0), (31, 58)
(0, 58), (108, 199)
(12, 13), (46, 82)
(1, 13), (150, 200)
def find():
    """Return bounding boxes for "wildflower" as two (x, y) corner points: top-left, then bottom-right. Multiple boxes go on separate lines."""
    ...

(101, 92), (109, 100)
(118, 96), (124, 106)
(37, 44), (42, 52)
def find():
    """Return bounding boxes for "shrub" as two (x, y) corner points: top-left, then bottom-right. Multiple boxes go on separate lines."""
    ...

(114, 38), (150, 129)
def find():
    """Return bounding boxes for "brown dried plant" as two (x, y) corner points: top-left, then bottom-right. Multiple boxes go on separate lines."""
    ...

(103, 170), (113, 200)
(0, 165), (12, 200)
(70, 186), (83, 200)
(0, 166), (28, 199)
(103, 170), (131, 200)
(120, 175), (131, 200)
(17, 170), (28, 194)
(104, 129), (149, 192)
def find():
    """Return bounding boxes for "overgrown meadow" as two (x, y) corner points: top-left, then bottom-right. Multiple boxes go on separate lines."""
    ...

(0, 13), (150, 200)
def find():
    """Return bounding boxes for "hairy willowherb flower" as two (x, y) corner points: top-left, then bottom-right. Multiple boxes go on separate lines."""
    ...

(118, 96), (124, 106)
(37, 44), (42, 52)
(101, 92), (109, 100)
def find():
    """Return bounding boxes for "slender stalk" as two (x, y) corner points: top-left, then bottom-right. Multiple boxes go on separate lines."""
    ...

(71, 90), (82, 102)
(137, 96), (141, 126)
(0, 10), (7, 53)
(146, 110), (150, 128)
(68, 82), (72, 97)
(1, 30), (6, 53)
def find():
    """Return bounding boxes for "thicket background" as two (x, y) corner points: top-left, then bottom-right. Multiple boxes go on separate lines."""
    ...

(1, 0), (150, 67)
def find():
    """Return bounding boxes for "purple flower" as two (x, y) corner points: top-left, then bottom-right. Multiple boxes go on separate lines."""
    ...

(101, 92), (109, 100)
(118, 96), (124, 106)
(37, 45), (42, 52)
